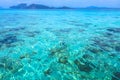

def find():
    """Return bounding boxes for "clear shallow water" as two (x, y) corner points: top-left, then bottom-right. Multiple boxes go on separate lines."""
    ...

(0, 9), (120, 80)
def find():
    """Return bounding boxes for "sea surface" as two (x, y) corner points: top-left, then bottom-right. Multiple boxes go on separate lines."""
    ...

(0, 9), (120, 80)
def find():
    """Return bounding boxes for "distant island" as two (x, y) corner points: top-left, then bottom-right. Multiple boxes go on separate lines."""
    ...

(9, 3), (120, 10)
(10, 3), (72, 9)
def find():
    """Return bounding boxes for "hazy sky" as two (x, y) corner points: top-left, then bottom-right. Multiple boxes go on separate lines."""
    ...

(0, 0), (120, 8)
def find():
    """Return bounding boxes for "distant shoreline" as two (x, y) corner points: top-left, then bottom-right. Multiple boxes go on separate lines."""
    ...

(5, 3), (119, 10)
(0, 8), (120, 11)
(0, 3), (120, 10)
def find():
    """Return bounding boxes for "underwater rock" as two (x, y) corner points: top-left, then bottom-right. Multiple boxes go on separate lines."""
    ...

(84, 23), (92, 26)
(59, 28), (72, 33)
(69, 20), (78, 23)
(74, 58), (94, 72)
(49, 42), (67, 56)
(59, 41), (67, 48)
(68, 22), (92, 27)
(87, 47), (103, 54)
(54, 28), (72, 35)
(20, 54), (30, 59)
(32, 51), (37, 55)
(112, 72), (120, 80)
(115, 45), (120, 52)
(8, 27), (25, 32)
(0, 27), (25, 37)
(74, 24), (84, 26)
(25, 31), (40, 37)
(0, 35), (17, 44)
(49, 47), (66, 56)
(19, 51), (37, 59)
(82, 54), (93, 60)
(88, 28), (120, 55)
(107, 28), (120, 33)
(78, 29), (85, 32)
(11, 61), (23, 73)
(45, 27), (52, 30)
(49, 47), (60, 56)
(58, 56), (68, 64)
(93, 36), (120, 52)
(93, 39), (109, 48)
(0, 30), (7, 35)
(67, 20), (84, 26)
(0, 56), (23, 73)
(26, 33), (35, 37)
(109, 53), (117, 58)
(44, 68), (52, 75)
(85, 23), (92, 25)
(0, 34), (23, 48)
(92, 37), (102, 44)
(104, 32), (113, 37)
(92, 37), (114, 51)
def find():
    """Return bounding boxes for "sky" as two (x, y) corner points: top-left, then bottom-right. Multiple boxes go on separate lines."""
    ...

(0, 0), (120, 8)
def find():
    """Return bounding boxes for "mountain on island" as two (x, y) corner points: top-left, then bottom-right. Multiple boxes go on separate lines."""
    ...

(27, 4), (51, 9)
(10, 3), (28, 9)
(85, 6), (111, 9)
(9, 4), (120, 9)
(10, 3), (73, 9)
(57, 6), (72, 9)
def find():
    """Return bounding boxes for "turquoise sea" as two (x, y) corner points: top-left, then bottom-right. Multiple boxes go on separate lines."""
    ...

(0, 9), (120, 80)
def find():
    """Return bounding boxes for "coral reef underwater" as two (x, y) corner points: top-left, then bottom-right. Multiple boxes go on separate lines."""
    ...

(0, 10), (120, 80)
